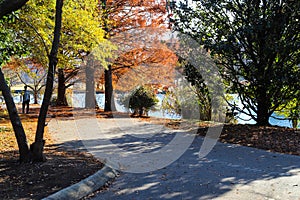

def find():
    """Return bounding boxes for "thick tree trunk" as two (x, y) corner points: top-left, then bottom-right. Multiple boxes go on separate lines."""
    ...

(56, 68), (68, 106)
(0, 68), (30, 162)
(104, 65), (116, 111)
(256, 87), (271, 126)
(256, 102), (270, 126)
(32, 0), (63, 162)
(85, 59), (97, 109)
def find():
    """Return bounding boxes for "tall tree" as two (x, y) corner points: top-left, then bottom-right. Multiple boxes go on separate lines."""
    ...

(31, 0), (63, 161)
(173, 0), (300, 125)
(57, 0), (110, 106)
(101, 0), (168, 111)
(0, 15), (30, 162)
(13, 0), (110, 106)
(0, 0), (63, 162)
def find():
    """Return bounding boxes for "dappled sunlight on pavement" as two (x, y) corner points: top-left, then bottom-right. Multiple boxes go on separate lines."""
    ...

(48, 117), (300, 200)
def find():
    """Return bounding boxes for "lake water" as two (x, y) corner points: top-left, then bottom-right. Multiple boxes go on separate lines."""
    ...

(71, 93), (181, 119)
(5, 92), (296, 128)
(72, 93), (297, 128)
(230, 94), (298, 128)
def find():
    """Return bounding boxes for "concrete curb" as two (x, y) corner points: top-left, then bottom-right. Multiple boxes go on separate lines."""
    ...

(42, 165), (118, 200)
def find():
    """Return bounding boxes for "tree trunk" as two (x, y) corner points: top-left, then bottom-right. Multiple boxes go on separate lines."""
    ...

(256, 87), (271, 126)
(85, 59), (97, 109)
(0, 0), (29, 18)
(0, 68), (30, 162)
(56, 68), (68, 106)
(31, 0), (63, 162)
(33, 86), (38, 104)
(256, 103), (271, 126)
(104, 65), (116, 111)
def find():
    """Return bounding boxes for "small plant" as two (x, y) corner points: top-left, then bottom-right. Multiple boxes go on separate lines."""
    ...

(289, 107), (299, 129)
(50, 96), (57, 106)
(119, 86), (158, 117)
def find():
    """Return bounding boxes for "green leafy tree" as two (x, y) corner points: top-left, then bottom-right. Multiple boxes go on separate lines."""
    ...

(276, 96), (300, 128)
(0, 15), (30, 162)
(120, 86), (158, 116)
(0, 15), (26, 64)
(12, 0), (112, 106)
(161, 60), (225, 121)
(173, 0), (300, 126)
(182, 60), (212, 121)
(0, 0), (63, 162)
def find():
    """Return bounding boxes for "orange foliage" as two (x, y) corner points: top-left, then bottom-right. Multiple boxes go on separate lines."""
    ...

(98, 0), (177, 92)
(104, 0), (168, 35)
(112, 41), (178, 92)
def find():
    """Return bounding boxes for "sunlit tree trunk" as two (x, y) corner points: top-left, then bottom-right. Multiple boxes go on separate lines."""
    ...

(32, 0), (63, 162)
(85, 58), (97, 109)
(33, 88), (38, 104)
(0, 68), (30, 162)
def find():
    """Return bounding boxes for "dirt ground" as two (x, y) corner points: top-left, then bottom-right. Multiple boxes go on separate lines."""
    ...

(0, 106), (299, 199)
(155, 118), (300, 156)
(0, 107), (104, 200)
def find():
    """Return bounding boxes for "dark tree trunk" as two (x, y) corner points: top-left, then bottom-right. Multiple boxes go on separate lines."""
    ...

(256, 102), (271, 126)
(256, 86), (271, 126)
(27, 85), (38, 104)
(33, 90), (38, 104)
(31, 0), (63, 162)
(56, 68), (68, 106)
(85, 59), (97, 109)
(0, 0), (29, 18)
(0, 68), (30, 162)
(104, 65), (116, 111)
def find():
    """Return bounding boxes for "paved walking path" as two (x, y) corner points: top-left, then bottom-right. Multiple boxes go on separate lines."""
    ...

(48, 117), (300, 200)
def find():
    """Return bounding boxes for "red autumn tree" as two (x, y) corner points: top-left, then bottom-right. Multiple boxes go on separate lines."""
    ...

(100, 0), (171, 111)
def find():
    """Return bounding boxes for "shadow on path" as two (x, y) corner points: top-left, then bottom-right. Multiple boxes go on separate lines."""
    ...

(49, 118), (300, 200)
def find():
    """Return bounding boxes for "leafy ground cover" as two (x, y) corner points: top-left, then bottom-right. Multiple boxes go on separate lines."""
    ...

(150, 118), (300, 156)
(0, 106), (299, 199)
(0, 106), (103, 200)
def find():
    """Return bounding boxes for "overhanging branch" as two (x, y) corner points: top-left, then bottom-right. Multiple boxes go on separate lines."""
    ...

(0, 0), (29, 19)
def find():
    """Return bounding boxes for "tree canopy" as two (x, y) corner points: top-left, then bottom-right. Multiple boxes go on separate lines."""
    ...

(9, 0), (113, 106)
(0, 15), (27, 66)
(101, 0), (169, 111)
(173, 0), (300, 125)
(0, 0), (64, 162)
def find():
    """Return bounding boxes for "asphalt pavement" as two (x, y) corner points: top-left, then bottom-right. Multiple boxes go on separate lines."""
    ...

(48, 116), (300, 200)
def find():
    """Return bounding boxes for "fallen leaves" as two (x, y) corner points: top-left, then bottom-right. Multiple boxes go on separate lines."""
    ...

(0, 107), (104, 200)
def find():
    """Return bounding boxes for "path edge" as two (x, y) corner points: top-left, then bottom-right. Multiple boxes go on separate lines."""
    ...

(42, 165), (118, 200)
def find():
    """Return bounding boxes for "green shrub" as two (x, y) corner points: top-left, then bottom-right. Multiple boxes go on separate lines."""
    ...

(120, 86), (158, 116)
